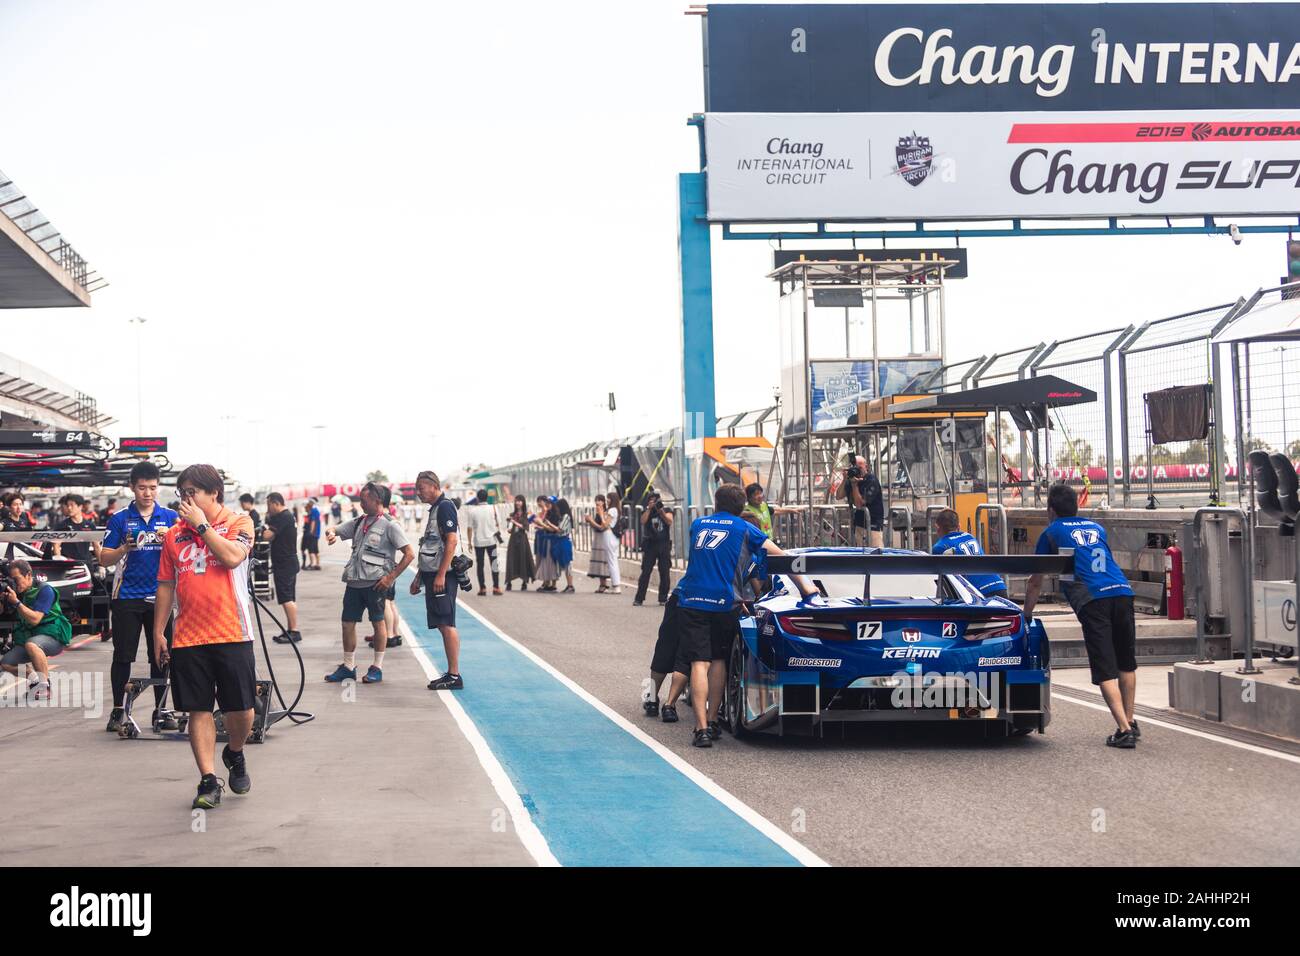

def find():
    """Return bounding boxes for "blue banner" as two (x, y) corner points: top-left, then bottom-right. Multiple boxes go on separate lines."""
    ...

(705, 3), (1300, 113)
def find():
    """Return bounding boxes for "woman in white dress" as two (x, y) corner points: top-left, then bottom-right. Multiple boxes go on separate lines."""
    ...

(584, 495), (612, 592)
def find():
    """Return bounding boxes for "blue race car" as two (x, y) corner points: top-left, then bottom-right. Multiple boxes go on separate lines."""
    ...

(725, 548), (1065, 739)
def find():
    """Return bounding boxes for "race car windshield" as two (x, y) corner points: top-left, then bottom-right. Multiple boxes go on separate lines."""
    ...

(809, 573), (942, 600)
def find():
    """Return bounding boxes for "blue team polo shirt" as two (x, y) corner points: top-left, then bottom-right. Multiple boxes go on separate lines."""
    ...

(932, 531), (1007, 596)
(1035, 517), (1134, 611)
(309, 506), (323, 539)
(103, 502), (179, 601)
(677, 512), (769, 612)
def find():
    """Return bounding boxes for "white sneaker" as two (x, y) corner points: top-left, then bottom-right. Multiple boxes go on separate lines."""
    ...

(608, 587), (622, 595)
(27, 681), (51, 703)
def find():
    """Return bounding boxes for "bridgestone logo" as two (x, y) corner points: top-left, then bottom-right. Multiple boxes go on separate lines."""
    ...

(788, 657), (840, 668)
(978, 656), (1022, 666)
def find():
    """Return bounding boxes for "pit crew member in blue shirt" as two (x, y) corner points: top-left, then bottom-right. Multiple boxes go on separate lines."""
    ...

(1023, 483), (1138, 750)
(657, 484), (815, 748)
(931, 508), (1008, 600)
(99, 461), (179, 733)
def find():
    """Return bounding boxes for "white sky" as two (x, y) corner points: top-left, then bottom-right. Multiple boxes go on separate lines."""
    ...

(0, 0), (1292, 487)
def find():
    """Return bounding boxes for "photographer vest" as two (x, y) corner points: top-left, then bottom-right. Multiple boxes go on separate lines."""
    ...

(342, 513), (399, 586)
(419, 498), (453, 573)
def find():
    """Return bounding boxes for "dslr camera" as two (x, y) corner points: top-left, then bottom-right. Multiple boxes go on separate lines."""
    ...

(448, 553), (474, 593)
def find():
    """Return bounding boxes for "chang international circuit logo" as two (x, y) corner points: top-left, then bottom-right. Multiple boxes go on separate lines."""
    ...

(896, 131), (933, 187)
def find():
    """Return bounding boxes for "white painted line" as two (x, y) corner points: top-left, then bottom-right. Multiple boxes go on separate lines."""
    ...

(396, 615), (560, 868)
(450, 600), (830, 868)
(1050, 692), (1300, 766)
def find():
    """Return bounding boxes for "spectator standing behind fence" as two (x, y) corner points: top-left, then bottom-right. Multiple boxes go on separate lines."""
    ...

(838, 454), (884, 547)
(0, 559), (72, 701)
(464, 489), (503, 596)
(634, 490), (673, 606)
(504, 495), (535, 591)
(584, 494), (622, 594)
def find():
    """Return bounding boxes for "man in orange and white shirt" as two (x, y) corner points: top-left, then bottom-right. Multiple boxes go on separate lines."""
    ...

(153, 463), (257, 810)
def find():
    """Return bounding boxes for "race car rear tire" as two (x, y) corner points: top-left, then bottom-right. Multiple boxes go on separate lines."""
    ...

(724, 634), (750, 738)
(1009, 714), (1038, 737)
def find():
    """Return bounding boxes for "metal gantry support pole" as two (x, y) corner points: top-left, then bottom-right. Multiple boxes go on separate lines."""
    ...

(677, 171), (717, 513)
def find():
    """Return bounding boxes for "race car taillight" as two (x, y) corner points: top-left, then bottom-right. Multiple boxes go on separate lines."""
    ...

(961, 615), (1023, 641)
(776, 614), (855, 641)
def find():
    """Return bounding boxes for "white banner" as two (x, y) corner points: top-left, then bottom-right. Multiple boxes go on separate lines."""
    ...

(705, 110), (1300, 221)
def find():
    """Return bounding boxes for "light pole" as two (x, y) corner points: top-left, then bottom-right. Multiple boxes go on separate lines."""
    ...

(128, 317), (147, 432)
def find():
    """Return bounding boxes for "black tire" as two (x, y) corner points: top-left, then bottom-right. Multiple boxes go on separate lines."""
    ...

(725, 634), (750, 737)
(1009, 714), (1038, 737)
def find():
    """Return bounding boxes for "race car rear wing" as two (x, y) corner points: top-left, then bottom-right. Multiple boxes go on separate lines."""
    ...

(0, 531), (104, 543)
(0, 530), (105, 559)
(765, 552), (1074, 576)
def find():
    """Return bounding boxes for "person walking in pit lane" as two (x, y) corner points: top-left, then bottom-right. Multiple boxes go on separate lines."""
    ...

(649, 484), (816, 747)
(931, 508), (1009, 600)
(533, 496), (562, 592)
(1023, 483), (1138, 750)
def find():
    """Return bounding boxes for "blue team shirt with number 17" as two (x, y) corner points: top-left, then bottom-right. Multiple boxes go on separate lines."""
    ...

(1035, 517), (1133, 610)
(676, 512), (769, 612)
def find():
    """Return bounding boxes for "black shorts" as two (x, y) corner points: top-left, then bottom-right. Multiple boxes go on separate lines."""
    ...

(1077, 595), (1137, 685)
(673, 606), (738, 673)
(302, 535), (319, 554)
(422, 571), (458, 628)
(170, 641), (257, 713)
(651, 594), (681, 675)
(342, 585), (386, 623)
(273, 563), (298, 604)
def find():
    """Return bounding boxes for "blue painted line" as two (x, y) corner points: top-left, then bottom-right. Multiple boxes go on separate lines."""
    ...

(393, 580), (800, 867)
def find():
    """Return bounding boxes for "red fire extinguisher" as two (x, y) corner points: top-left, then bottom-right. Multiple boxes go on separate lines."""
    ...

(1165, 545), (1185, 620)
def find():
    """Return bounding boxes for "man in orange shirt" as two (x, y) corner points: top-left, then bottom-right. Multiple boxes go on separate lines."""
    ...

(153, 463), (257, 810)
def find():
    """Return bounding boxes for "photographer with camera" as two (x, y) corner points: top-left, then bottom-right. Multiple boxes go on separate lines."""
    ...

(324, 482), (413, 685)
(412, 471), (466, 690)
(838, 454), (884, 547)
(0, 559), (73, 701)
(633, 491), (673, 607)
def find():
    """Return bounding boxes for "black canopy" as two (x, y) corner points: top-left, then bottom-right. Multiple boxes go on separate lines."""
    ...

(899, 375), (1095, 413)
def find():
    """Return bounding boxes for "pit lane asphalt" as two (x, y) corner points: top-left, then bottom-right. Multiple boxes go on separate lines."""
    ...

(452, 555), (1300, 867)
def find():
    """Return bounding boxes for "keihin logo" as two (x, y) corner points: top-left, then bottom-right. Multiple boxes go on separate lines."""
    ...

(49, 886), (151, 936)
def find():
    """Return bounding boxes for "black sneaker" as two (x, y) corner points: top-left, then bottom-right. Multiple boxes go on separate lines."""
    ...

(105, 709), (124, 733)
(692, 728), (712, 748)
(387, 634), (403, 647)
(643, 698), (660, 717)
(153, 710), (179, 731)
(661, 704), (678, 723)
(632, 599), (644, 606)
(1129, 718), (1141, 739)
(222, 745), (251, 794)
(427, 672), (464, 691)
(193, 774), (224, 809)
(273, 630), (303, 644)
(707, 721), (722, 741)
(1106, 729), (1137, 749)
